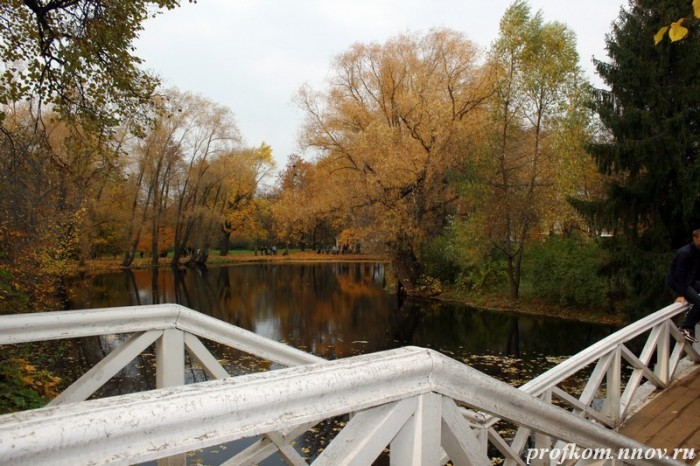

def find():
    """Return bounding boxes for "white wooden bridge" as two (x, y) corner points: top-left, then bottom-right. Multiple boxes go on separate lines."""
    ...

(0, 302), (698, 465)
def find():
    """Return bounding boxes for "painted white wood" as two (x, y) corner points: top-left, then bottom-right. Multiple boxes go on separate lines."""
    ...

(604, 348), (622, 424)
(504, 427), (532, 466)
(222, 421), (317, 465)
(576, 354), (612, 418)
(0, 304), (179, 344)
(621, 344), (665, 388)
(390, 393), (442, 466)
(489, 427), (527, 466)
(184, 332), (230, 379)
(0, 302), (696, 466)
(533, 389), (553, 466)
(551, 387), (611, 426)
(314, 398), (417, 466)
(156, 328), (185, 388)
(430, 353), (681, 466)
(518, 302), (688, 397)
(175, 306), (324, 367)
(156, 329), (186, 466)
(620, 347), (664, 418)
(266, 431), (308, 466)
(440, 397), (491, 466)
(656, 322), (671, 384)
(49, 330), (162, 406)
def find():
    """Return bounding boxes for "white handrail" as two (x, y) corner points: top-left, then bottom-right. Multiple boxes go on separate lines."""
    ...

(0, 304), (324, 367)
(0, 303), (696, 465)
(520, 302), (691, 397)
(0, 347), (682, 466)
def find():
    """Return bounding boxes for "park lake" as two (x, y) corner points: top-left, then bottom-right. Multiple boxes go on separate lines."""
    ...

(62, 261), (620, 464)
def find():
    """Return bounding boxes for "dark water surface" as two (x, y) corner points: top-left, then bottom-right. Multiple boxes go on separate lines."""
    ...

(66, 262), (617, 360)
(62, 262), (619, 464)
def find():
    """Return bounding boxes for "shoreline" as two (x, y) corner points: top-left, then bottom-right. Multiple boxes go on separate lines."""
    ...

(70, 252), (626, 327)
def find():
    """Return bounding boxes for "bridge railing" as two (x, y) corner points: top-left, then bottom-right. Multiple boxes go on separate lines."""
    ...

(477, 301), (700, 465)
(0, 303), (697, 465)
(0, 303), (324, 406)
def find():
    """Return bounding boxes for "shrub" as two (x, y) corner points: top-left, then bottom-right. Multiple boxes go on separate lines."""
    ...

(526, 235), (608, 308)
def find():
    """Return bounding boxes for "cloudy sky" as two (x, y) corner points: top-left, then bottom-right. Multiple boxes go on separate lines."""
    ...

(135, 0), (628, 168)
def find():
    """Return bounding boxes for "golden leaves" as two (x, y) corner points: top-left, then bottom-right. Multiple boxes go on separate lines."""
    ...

(655, 26), (670, 45)
(655, 1), (700, 44)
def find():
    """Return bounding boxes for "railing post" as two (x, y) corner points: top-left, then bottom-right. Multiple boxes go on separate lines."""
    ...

(604, 347), (622, 426)
(533, 389), (552, 466)
(655, 322), (670, 385)
(156, 328), (186, 466)
(390, 393), (442, 466)
(156, 328), (185, 388)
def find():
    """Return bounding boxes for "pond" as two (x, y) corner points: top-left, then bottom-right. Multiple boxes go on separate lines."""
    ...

(62, 261), (619, 464)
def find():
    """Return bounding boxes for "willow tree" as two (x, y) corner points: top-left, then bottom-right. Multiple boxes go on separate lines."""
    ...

(473, 1), (584, 299)
(166, 91), (242, 267)
(216, 143), (275, 255)
(271, 154), (344, 253)
(298, 29), (491, 296)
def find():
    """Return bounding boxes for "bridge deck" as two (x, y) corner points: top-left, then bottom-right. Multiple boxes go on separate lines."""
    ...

(618, 364), (700, 464)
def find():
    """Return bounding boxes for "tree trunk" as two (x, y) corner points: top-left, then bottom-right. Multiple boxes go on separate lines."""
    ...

(219, 228), (231, 256)
(506, 247), (524, 300)
(121, 250), (136, 268)
(189, 248), (208, 265)
(388, 236), (423, 297)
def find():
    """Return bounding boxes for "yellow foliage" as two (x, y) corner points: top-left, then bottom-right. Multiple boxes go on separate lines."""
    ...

(670, 19), (689, 42)
(13, 358), (62, 399)
(655, 26), (670, 45)
(656, 1), (698, 44)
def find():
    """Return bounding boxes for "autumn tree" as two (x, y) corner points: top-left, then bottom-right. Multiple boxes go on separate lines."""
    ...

(298, 29), (491, 296)
(120, 106), (176, 267)
(0, 0), (188, 133)
(166, 91), (242, 266)
(0, 0), (191, 308)
(471, 1), (584, 299)
(216, 143), (275, 255)
(270, 154), (342, 253)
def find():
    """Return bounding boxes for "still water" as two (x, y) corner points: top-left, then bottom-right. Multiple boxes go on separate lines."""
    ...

(63, 262), (618, 463)
(66, 262), (617, 363)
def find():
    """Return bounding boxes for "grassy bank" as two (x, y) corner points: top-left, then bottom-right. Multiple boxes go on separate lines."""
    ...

(78, 250), (387, 273)
(436, 287), (626, 327)
(72, 251), (625, 326)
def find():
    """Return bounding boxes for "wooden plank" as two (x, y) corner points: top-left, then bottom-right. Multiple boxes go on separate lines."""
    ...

(618, 365), (700, 464)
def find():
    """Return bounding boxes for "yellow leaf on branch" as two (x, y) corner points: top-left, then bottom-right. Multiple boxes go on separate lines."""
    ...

(655, 26), (669, 44)
(694, 0), (700, 18)
(669, 19), (689, 42)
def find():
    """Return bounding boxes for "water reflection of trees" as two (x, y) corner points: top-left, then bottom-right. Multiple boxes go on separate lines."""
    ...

(65, 263), (617, 367)
(56, 263), (619, 465)
(100, 263), (396, 359)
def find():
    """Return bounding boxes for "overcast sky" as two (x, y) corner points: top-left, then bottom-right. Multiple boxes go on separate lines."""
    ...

(135, 0), (628, 168)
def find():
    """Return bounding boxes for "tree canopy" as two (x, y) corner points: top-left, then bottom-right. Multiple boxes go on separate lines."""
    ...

(0, 0), (187, 131)
(297, 29), (491, 295)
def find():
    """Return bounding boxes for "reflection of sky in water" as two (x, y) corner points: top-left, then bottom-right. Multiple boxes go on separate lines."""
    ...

(62, 262), (620, 466)
(65, 263), (618, 362)
(253, 317), (281, 341)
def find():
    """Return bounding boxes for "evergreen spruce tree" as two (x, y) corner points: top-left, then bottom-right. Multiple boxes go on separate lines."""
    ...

(580, 0), (700, 316)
